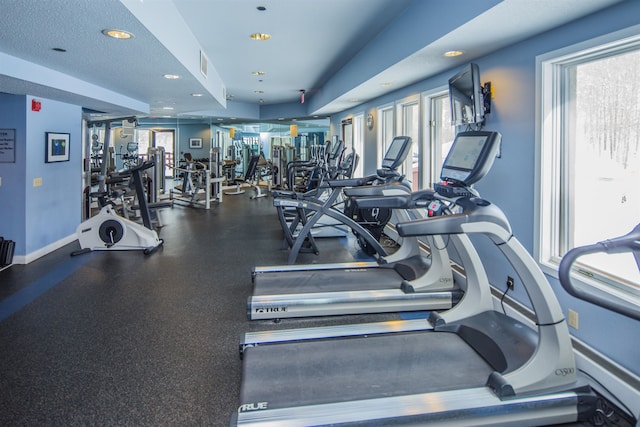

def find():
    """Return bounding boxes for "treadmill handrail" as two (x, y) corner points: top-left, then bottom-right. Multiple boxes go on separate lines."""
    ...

(354, 189), (437, 210)
(325, 174), (379, 188)
(396, 197), (511, 239)
(558, 224), (640, 321)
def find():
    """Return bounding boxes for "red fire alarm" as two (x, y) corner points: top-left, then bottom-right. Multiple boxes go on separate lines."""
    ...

(31, 99), (41, 112)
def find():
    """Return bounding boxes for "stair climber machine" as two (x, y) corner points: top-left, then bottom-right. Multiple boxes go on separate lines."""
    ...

(272, 136), (414, 265)
(273, 140), (365, 259)
(231, 130), (598, 426)
(248, 133), (493, 320)
(71, 160), (163, 256)
(282, 140), (353, 239)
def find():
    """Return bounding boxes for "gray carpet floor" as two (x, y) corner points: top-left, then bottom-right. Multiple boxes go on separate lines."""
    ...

(0, 191), (398, 426)
(0, 190), (616, 426)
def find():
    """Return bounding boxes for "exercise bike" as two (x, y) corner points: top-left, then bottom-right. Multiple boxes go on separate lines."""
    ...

(71, 161), (163, 256)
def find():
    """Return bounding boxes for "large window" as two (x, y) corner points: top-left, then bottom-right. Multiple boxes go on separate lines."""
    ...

(377, 105), (395, 166)
(537, 29), (640, 304)
(397, 97), (420, 190)
(352, 114), (364, 178)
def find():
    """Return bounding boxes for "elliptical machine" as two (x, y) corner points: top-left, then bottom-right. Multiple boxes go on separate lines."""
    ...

(71, 161), (163, 256)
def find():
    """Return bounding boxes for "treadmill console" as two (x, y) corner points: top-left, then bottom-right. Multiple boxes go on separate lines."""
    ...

(379, 136), (412, 172)
(434, 131), (501, 197)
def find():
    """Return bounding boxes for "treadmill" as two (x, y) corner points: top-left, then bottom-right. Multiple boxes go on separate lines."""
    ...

(231, 130), (597, 426)
(248, 136), (464, 320)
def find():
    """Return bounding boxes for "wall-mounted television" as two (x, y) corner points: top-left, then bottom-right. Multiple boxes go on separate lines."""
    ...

(448, 63), (489, 127)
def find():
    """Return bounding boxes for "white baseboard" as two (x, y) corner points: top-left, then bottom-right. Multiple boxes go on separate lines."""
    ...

(12, 234), (77, 265)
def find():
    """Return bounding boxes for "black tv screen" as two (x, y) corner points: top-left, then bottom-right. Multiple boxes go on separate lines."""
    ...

(449, 63), (485, 126)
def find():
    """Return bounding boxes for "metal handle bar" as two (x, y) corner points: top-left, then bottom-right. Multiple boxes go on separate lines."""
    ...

(558, 224), (640, 321)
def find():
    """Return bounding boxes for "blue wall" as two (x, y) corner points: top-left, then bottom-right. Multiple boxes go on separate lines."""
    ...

(331, 0), (640, 375)
(0, 94), (27, 253)
(0, 94), (81, 259)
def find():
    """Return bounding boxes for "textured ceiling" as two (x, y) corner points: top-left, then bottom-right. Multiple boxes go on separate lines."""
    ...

(0, 0), (625, 121)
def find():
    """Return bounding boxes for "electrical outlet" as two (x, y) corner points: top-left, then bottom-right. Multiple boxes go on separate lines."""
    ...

(506, 276), (515, 290)
(33, 177), (42, 187)
(568, 309), (579, 329)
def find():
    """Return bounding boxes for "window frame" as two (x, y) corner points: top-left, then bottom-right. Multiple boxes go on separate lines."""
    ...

(535, 24), (640, 304)
(422, 86), (453, 188)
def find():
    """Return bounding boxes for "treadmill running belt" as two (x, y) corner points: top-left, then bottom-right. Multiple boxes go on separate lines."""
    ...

(252, 267), (401, 295)
(239, 331), (493, 410)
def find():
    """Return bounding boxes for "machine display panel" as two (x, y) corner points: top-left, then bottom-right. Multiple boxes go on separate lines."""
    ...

(384, 137), (409, 162)
(439, 131), (501, 186)
(380, 136), (411, 170)
(443, 134), (487, 172)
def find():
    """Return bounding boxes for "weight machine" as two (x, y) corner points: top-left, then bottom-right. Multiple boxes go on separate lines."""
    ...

(169, 149), (225, 209)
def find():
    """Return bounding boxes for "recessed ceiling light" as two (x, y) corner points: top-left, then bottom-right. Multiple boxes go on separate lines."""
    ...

(257, 6), (266, 11)
(162, 107), (174, 110)
(444, 50), (464, 57)
(102, 29), (134, 39)
(163, 74), (181, 79)
(191, 93), (203, 97)
(252, 71), (266, 76)
(250, 33), (271, 41)
(254, 90), (264, 94)
(381, 82), (393, 87)
(52, 47), (67, 52)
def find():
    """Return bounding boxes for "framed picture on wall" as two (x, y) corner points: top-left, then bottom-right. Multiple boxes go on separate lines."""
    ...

(189, 138), (203, 149)
(45, 132), (70, 163)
